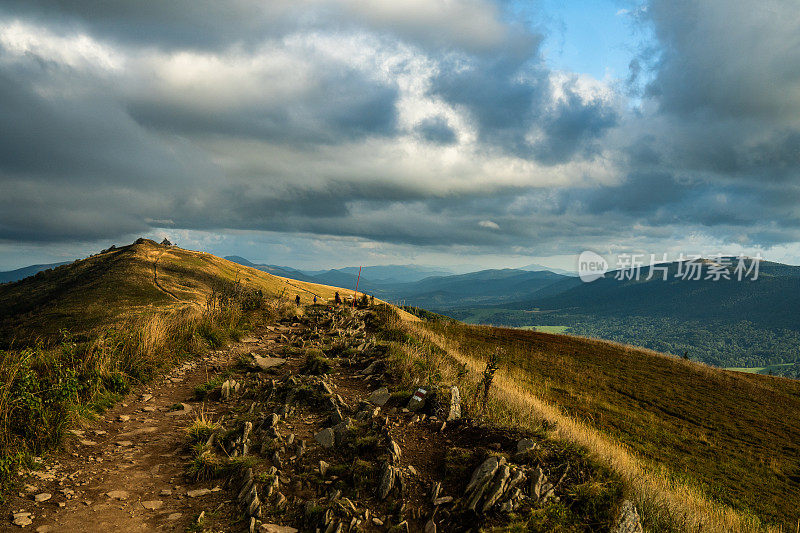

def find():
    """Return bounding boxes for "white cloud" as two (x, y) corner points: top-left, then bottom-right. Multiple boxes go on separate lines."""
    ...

(0, 19), (122, 72)
(479, 220), (500, 230)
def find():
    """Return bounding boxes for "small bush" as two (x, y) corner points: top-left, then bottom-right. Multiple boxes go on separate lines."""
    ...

(194, 379), (222, 400)
(186, 443), (222, 481)
(301, 352), (333, 375)
(185, 413), (221, 446)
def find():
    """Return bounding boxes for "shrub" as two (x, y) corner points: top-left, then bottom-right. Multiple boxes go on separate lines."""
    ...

(185, 413), (221, 446)
(186, 442), (223, 481)
(301, 352), (333, 375)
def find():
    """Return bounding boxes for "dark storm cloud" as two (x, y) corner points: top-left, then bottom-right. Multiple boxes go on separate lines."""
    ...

(430, 39), (618, 163)
(634, 0), (800, 184)
(414, 116), (456, 145)
(0, 0), (799, 259)
(0, 1), (300, 50)
(0, 65), (205, 185)
(644, 0), (800, 120)
(430, 37), (546, 157)
(581, 172), (687, 215)
(127, 69), (399, 144)
(531, 87), (618, 164)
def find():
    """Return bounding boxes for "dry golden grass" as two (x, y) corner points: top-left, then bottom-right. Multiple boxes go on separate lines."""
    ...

(0, 238), (415, 347)
(392, 314), (777, 533)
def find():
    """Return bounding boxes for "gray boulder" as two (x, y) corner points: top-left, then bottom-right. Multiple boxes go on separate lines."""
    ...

(368, 387), (390, 406)
(314, 428), (335, 449)
(447, 386), (461, 421)
(613, 500), (644, 533)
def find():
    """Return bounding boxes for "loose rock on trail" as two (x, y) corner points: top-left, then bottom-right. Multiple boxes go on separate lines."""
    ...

(3, 304), (641, 532)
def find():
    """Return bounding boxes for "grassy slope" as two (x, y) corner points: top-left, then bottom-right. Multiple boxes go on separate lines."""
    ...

(423, 321), (800, 529)
(0, 240), (410, 347)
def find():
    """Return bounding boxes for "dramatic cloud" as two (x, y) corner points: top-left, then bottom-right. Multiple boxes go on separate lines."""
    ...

(0, 0), (798, 269)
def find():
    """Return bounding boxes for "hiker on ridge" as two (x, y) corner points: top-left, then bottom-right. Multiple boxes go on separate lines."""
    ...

(295, 294), (300, 306)
(335, 292), (341, 306)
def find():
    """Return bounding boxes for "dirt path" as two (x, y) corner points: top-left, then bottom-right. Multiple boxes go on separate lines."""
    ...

(152, 251), (181, 302)
(1, 331), (278, 532)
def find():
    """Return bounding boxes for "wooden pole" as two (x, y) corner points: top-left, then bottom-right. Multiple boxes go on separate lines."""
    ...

(352, 266), (362, 309)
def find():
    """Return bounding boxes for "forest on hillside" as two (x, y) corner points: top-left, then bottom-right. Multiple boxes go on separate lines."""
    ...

(444, 309), (800, 371)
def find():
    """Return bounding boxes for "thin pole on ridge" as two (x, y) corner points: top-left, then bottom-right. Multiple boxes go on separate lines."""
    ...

(353, 266), (362, 309)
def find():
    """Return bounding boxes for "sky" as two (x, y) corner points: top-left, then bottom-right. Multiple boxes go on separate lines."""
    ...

(1, 0), (799, 272)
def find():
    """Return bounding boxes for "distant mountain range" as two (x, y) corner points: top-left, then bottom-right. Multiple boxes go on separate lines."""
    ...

(505, 259), (800, 330)
(224, 257), (574, 309)
(0, 261), (71, 284)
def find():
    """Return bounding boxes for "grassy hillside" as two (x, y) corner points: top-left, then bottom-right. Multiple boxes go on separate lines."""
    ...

(0, 240), (393, 347)
(0, 240), (412, 493)
(447, 260), (800, 368)
(411, 319), (800, 530)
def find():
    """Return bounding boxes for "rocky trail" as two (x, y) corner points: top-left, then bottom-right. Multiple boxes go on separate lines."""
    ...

(2, 305), (641, 532)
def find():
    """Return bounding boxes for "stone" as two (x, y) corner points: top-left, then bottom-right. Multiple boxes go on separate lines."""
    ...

(430, 481), (441, 503)
(516, 438), (537, 455)
(388, 439), (402, 463)
(480, 464), (511, 512)
(221, 381), (232, 400)
(260, 525), (299, 533)
(265, 413), (280, 428)
(406, 388), (428, 412)
(465, 456), (500, 494)
(367, 387), (390, 407)
(332, 418), (352, 446)
(251, 355), (287, 371)
(613, 500), (644, 533)
(117, 415), (130, 422)
(166, 513), (182, 521)
(106, 490), (129, 500)
(274, 491), (287, 509)
(464, 456), (503, 511)
(361, 361), (378, 375)
(141, 394), (153, 402)
(314, 428), (335, 449)
(142, 500), (163, 510)
(320, 381), (333, 395)
(79, 440), (97, 446)
(447, 386), (461, 421)
(531, 465), (555, 502)
(34, 493), (51, 502)
(159, 489), (172, 496)
(13, 513), (32, 527)
(319, 460), (330, 477)
(187, 488), (212, 498)
(115, 441), (134, 447)
(165, 403), (193, 416)
(378, 463), (396, 500)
